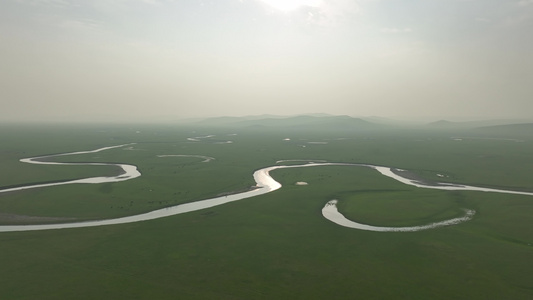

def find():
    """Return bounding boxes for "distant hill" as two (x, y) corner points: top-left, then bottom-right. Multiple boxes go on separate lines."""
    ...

(427, 119), (533, 129)
(427, 120), (456, 127)
(192, 114), (287, 126)
(361, 116), (414, 126)
(193, 115), (383, 131)
(474, 123), (533, 137)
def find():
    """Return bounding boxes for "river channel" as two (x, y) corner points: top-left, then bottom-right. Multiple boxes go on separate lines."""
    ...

(1, 144), (532, 233)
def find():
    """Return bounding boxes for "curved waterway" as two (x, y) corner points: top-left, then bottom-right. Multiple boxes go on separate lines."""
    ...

(0, 144), (141, 194)
(322, 200), (476, 232)
(1, 146), (533, 232)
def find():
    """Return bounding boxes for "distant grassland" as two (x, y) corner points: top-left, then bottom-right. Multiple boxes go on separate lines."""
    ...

(0, 123), (532, 299)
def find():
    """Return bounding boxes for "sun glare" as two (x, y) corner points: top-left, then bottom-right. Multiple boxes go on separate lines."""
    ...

(259, 0), (321, 12)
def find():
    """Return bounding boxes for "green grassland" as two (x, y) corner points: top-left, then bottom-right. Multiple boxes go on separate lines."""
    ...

(0, 120), (532, 299)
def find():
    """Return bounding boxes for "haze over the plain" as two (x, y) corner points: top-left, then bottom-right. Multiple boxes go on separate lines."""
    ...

(1, 0), (532, 122)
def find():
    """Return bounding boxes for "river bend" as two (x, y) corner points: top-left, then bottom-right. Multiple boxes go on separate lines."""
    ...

(1, 145), (532, 232)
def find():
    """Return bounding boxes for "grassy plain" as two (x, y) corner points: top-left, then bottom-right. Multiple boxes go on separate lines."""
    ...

(0, 121), (532, 299)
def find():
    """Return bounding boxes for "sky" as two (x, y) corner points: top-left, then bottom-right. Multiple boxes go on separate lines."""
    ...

(1, 0), (532, 122)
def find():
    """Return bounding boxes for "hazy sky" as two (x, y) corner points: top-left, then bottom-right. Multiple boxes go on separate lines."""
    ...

(1, 0), (532, 122)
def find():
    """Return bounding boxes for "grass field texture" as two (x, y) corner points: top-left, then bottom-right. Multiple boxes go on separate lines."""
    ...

(0, 122), (532, 299)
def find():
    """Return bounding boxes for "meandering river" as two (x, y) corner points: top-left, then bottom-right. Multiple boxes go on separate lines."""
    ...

(1, 144), (532, 233)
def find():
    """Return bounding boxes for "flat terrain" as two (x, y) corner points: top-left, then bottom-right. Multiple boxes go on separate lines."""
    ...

(1, 120), (532, 299)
